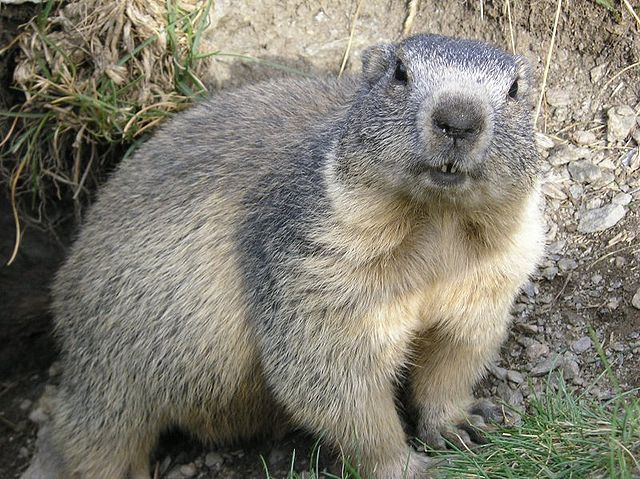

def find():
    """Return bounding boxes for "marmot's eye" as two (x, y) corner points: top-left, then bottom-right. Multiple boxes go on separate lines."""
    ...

(508, 79), (519, 99)
(394, 60), (408, 84)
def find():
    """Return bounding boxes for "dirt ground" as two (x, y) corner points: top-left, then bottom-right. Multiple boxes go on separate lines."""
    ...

(1, 1), (639, 478)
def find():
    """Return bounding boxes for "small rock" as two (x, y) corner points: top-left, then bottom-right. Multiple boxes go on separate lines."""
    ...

(488, 363), (508, 380)
(179, 464), (197, 478)
(572, 336), (592, 353)
(568, 160), (601, 183)
(530, 354), (561, 377)
(28, 407), (49, 424)
(561, 359), (581, 381)
(610, 342), (624, 352)
(496, 382), (524, 407)
(607, 106), (637, 142)
(547, 240), (566, 255)
(632, 288), (640, 310)
(557, 258), (578, 272)
(205, 452), (224, 468)
(525, 341), (550, 361)
(546, 88), (573, 107)
(612, 192), (632, 206)
(590, 62), (608, 83)
(577, 204), (626, 233)
(535, 132), (555, 150)
(513, 322), (539, 335)
(568, 183), (584, 200)
(19, 399), (32, 411)
(541, 182), (567, 200)
(522, 281), (538, 298)
(506, 370), (524, 384)
(572, 130), (597, 145)
(547, 145), (589, 166)
(541, 266), (558, 280)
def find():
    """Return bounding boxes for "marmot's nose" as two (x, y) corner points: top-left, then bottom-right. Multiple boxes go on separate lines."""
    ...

(431, 96), (485, 143)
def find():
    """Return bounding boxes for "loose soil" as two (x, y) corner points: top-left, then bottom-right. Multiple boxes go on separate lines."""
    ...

(1, 1), (638, 478)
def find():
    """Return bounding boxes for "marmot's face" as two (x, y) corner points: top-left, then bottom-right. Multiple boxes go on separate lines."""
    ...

(343, 34), (539, 208)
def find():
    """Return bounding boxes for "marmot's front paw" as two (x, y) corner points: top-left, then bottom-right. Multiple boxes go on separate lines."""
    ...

(417, 399), (507, 450)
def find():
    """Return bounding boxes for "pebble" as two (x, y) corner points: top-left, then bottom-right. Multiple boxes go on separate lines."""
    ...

(525, 341), (550, 361)
(530, 354), (562, 377)
(497, 382), (524, 407)
(488, 363), (508, 380)
(568, 160), (601, 183)
(607, 106), (637, 142)
(632, 288), (640, 310)
(561, 359), (581, 383)
(179, 464), (197, 477)
(572, 336), (592, 353)
(268, 448), (287, 466)
(535, 132), (555, 150)
(612, 192), (632, 206)
(547, 145), (590, 166)
(507, 370), (524, 384)
(557, 258), (578, 271)
(28, 407), (49, 424)
(205, 452), (224, 468)
(590, 62), (608, 83)
(577, 204), (626, 233)
(541, 266), (559, 280)
(572, 130), (597, 145)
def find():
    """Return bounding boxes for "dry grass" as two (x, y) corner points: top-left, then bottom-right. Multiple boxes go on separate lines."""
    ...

(1, 0), (214, 263)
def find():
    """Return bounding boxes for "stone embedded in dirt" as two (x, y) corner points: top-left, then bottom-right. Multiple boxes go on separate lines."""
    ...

(506, 370), (524, 384)
(572, 130), (597, 145)
(546, 87), (573, 108)
(525, 341), (550, 360)
(541, 181), (568, 200)
(572, 336), (592, 353)
(568, 160), (601, 183)
(535, 132), (555, 150)
(488, 363), (508, 380)
(541, 266), (559, 280)
(547, 145), (590, 166)
(205, 452), (224, 468)
(590, 62), (608, 83)
(28, 407), (49, 424)
(577, 204), (627, 233)
(530, 354), (562, 377)
(561, 359), (581, 382)
(179, 464), (197, 477)
(632, 288), (640, 309)
(607, 105), (637, 142)
(557, 258), (578, 272)
(612, 192), (632, 206)
(496, 382), (524, 407)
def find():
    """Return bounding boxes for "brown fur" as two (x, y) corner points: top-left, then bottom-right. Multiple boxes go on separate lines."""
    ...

(23, 34), (544, 479)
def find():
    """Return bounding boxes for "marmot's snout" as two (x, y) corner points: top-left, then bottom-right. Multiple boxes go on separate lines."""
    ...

(431, 95), (486, 146)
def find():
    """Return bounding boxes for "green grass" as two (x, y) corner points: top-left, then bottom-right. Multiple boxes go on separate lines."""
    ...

(262, 372), (639, 478)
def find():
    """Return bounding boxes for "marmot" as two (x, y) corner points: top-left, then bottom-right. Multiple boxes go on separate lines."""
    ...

(24, 34), (544, 479)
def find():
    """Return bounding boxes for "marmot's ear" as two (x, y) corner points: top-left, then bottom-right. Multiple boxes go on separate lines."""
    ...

(361, 43), (395, 85)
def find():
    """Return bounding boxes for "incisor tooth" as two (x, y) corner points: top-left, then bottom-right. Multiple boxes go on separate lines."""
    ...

(451, 165), (458, 173)
(441, 165), (447, 173)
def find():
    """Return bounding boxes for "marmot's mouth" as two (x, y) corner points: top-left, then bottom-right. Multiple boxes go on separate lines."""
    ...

(426, 162), (467, 186)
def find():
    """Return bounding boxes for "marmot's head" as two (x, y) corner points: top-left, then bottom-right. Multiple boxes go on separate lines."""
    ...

(334, 34), (539, 208)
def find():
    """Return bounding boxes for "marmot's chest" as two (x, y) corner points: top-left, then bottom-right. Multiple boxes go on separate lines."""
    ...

(368, 190), (545, 347)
